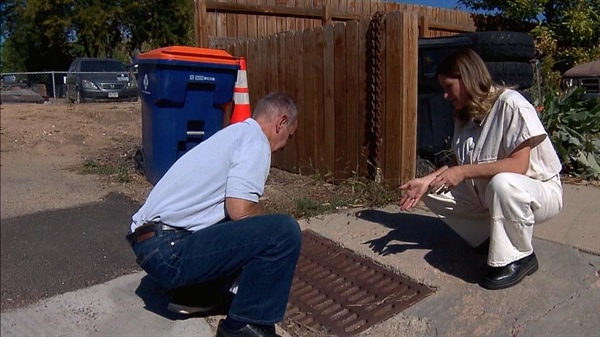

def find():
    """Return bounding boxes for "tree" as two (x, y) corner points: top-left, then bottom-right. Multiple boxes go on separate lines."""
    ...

(122, 0), (195, 53)
(70, 0), (127, 58)
(2, 0), (74, 71)
(1, 0), (195, 72)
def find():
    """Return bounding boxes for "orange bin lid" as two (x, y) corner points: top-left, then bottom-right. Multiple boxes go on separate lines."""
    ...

(136, 46), (239, 66)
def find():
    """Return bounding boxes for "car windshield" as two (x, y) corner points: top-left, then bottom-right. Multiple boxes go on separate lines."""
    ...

(80, 60), (126, 72)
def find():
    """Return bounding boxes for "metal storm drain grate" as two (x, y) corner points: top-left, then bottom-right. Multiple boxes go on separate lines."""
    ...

(285, 230), (434, 336)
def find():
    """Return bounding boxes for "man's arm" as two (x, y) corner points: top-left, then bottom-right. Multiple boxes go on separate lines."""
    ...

(225, 197), (264, 220)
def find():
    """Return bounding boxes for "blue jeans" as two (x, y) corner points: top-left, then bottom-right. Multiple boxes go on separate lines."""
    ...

(131, 214), (302, 325)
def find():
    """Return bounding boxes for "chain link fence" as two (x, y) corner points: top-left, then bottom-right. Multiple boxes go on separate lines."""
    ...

(1, 70), (140, 102)
(1, 72), (69, 100)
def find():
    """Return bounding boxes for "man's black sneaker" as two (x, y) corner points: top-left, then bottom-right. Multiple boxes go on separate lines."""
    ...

(216, 320), (280, 337)
(167, 282), (228, 315)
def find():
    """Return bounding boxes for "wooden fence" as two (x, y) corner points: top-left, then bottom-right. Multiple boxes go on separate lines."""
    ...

(224, 11), (419, 185)
(196, 0), (475, 47)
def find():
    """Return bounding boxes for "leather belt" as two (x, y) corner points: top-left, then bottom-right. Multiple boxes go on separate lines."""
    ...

(126, 221), (179, 244)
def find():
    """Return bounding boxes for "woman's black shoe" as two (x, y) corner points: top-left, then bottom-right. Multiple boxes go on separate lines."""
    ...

(216, 320), (280, 337)
(480, 252), (538, 290)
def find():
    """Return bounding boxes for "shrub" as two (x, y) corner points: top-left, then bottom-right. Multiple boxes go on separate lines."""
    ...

(539, 87), (600, 179)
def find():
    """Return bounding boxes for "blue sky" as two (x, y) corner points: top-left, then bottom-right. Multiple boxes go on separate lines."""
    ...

(390, 0), (466, 11)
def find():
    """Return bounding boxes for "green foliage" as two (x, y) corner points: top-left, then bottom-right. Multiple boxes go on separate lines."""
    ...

(81, 158), (132, 183)
(1, 0), (196, 72)
(540, 88), (600, 179)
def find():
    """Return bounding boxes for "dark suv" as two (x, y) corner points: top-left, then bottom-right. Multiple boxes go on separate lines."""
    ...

(416, 31), (535, 171)
(66, 58), (138, 103)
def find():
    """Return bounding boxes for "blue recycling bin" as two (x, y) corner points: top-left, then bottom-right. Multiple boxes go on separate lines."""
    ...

(136, 46), (240, 185)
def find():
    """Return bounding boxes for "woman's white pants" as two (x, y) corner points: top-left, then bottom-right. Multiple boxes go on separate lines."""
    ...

(422, 172), (563, 267)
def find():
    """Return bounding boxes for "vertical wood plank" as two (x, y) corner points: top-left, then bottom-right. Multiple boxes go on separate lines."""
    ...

(398, 11), (419, 184)
(345, 20), (359, 177)
(357, 18), (369, 177)
(195, 0), (209, 47)
(313, 0), (324, 28)
(267, 0), (277, 36)
(247, 38), (260, 107)
(256, 37), (267, 99)
(207, 0), (218, 42)
(378, 12), (387, 179)
(276, 0), (285, 33)
(384, 11), (401, 184)
(226, 0), (237, 37)
(285, 0), (295, 32)
(276, 32), (288, 169)
(333, 22), (347, 181)
(293, 30), (305, 174)
(257, 0), (268, 37)
(295, 0), (305, 32)
(285, 31), (297, 172)
(322, 23), (335, 178)
(302, 29), (315, 175)
(247, 0), (258, 38)
(268, 35), (282, 168)
(313, 26), (325, 175)
(237, 0), (249, 38)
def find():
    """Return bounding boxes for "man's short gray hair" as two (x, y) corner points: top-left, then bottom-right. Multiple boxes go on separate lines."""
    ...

(252, 92), (298, 125)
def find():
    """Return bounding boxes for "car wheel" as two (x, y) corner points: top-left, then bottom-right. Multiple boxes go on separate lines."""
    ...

(66, 87), (74, 103)
(467, 31), (535, 62)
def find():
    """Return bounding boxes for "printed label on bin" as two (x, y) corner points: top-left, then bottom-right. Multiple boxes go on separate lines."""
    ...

(189, 74), (216, 82)
(141, 74), (150, 94)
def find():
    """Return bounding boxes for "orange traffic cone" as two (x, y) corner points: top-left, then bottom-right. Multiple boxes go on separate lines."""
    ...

(230, 57), (252, 124)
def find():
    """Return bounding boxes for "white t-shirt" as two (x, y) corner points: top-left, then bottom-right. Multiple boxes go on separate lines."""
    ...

(453, 89), (562, 181)
(130, 118), (271, 232)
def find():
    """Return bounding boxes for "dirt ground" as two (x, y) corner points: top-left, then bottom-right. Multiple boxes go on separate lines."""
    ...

(0, 100), (364, 220)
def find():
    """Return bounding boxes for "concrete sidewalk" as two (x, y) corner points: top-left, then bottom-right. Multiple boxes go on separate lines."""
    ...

(1, 184), (599, 336)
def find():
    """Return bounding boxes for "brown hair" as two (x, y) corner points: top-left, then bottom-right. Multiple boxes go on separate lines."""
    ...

(436, 48), (505, 123)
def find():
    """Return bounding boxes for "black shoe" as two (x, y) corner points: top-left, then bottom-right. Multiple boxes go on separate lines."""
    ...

(480, 252), (539, 290)
(167, 282), (230, 315)
(216, 319), (280, 337)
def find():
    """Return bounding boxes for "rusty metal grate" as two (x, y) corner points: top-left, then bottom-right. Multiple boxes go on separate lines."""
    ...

(285, 230), (434, 336)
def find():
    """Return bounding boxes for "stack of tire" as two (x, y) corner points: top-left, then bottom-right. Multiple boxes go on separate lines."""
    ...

(467, 31), (535, 94)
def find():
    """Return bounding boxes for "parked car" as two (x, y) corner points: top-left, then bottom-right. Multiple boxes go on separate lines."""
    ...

(65, 57), (138, 103)
(562, 59), (600, 101)
(416, 31), (536, 173)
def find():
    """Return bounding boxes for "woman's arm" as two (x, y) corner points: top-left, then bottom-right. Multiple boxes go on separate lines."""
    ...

(430, 139), (531, 190)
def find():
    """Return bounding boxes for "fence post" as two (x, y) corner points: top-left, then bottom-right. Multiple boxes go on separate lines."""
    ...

(195, 0), (209, 48)
(419, 15), (429, 37)
(51, 71), (57, 100)
(322, 4), (332, 25)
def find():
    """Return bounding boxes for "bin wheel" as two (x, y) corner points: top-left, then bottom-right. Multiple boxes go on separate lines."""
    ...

(134, 148), (145, 173)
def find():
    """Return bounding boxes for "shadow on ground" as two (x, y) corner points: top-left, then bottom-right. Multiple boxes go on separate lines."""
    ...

(355, 209), (488, 284)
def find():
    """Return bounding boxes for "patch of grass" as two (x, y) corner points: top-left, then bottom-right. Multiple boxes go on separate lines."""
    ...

(266, 171), (403, 220)
(341, 176), (402, 208)
(81, 158), (132, 183)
